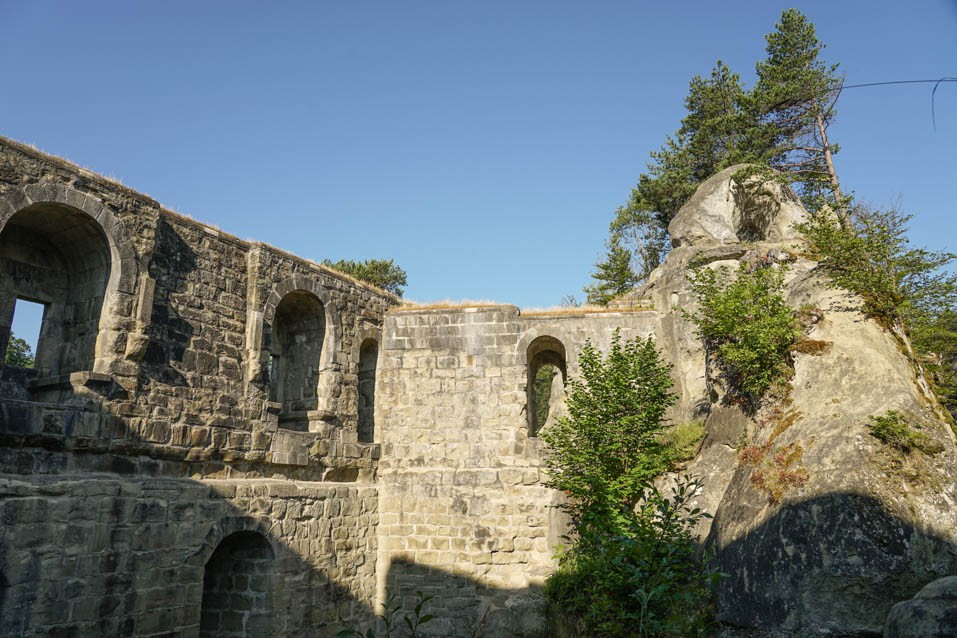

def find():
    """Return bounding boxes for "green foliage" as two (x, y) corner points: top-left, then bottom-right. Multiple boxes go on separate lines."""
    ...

(658, 420), (705, 464)
(337, 592), (436, 638)
(585, 233), (642, 306)
(533, 364), (559, 429)
(750, 8), (843, 210)
(4, 333), (35, 367)
(867, 410), (944, 455)
(322, 258), (408, 297)
(688, 263), (799, 407)
(800, 203), (957, 330)
(541, 330), (677, 530)
(913, 311), (957, 421)
(541, 333), (719, 636)
(544, 478), (719, 638)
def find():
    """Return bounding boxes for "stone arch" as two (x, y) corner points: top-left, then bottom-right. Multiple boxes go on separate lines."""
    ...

(523, 334), (568, 436)
(258, 276), (341, 429)
(0, 184), (137, 377)
(199, 529), (275, 638)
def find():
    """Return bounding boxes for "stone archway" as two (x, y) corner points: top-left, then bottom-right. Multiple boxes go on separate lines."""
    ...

(199, 530), (275, 638)
(0, 184), (137, 379)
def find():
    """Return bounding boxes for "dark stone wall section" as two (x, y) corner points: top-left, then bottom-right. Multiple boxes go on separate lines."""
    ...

(200, 531), (274, 638)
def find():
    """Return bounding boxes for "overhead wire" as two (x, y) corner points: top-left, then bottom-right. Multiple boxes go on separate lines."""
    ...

(834, 77), (957, 131)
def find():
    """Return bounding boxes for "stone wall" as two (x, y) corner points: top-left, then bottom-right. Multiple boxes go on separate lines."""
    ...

(0, 136), (676, 637)
(0, 137), (393, 635)
(376, 305), (659, 635)
(0, 136), (395, 482)
(0, 476), (377, 636)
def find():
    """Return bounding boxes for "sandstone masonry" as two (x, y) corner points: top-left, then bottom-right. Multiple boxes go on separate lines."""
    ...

(1, 137), (659, 636)
(4, 139), (957, 637)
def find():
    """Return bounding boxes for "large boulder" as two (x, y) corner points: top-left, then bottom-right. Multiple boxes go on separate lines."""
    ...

(885, 576), (957, 637)
(667, 164), (808, 248)
(630, 167), (957, 636)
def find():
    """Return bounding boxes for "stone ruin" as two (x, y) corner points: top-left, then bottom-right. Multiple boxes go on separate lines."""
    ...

(1, 138), (957, 637)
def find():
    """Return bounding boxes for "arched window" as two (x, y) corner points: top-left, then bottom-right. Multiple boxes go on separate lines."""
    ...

(0, 203), (110, 377)
(268, 290), (326, 430)
(527, 336), (567, 436)
(357, 338), (378, 443)
(200, 531), (274, 637)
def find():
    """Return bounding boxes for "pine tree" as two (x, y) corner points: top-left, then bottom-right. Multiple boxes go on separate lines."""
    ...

(593, 9), (846, 296)
(584, 233), (640, 306)
(751, 8), (844, 214)
(600, 62), (751, 290)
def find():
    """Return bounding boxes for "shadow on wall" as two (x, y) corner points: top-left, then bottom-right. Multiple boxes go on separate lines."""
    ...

(384, 557), (545, 638)
(710, 491), (957, 636)
(0, 477), (379, 636)
(143, 217), (197, 387)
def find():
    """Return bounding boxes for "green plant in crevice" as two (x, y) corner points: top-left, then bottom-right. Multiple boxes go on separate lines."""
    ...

(687, 262), (799, 409)
(867, 410), (943, 456)
(337, 591), (436, 638)
(658, 420), (706, 464)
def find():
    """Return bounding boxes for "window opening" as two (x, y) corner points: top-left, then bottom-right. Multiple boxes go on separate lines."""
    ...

(527, 336), (567, 437)
(4, 298), (45, 369)
(357, 338), (378, 443)
(0, 203), (111, 377)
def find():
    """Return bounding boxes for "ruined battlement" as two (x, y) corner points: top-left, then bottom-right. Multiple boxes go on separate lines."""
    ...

(0, 136), (395, 483)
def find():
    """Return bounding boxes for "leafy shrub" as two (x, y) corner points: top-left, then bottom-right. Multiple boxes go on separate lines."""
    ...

(542, 330), (677, 532)
(4, 332), (34, 367)
(867, 410), (943, 455)
(542, 332), (719, 636)
(798, 204), (957, 330)
(544, 478), (720, 638)
(688, 263), (799, 407)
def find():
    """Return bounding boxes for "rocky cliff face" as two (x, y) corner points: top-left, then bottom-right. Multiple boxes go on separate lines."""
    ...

(617, 166), (957, 636)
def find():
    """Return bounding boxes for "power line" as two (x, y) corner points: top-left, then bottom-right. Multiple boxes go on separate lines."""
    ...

(841, 78), (956, 90)
(837, 77), (957, 130)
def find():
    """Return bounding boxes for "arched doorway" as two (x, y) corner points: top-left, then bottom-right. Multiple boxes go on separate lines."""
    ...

(200, 531), (274, 637)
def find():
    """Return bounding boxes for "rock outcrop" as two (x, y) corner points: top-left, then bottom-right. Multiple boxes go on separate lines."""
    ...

(884, 576), (957, 637)
(623, 166), (957, 636)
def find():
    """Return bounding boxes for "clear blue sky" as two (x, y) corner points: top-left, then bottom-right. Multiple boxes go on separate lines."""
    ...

(2, 1), (955, 311)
